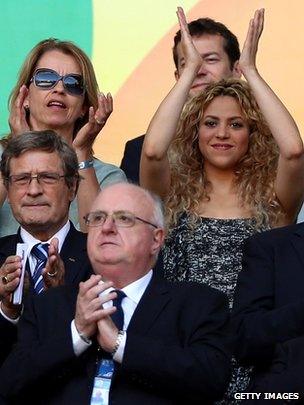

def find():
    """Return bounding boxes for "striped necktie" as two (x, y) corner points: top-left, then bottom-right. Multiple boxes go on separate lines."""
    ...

(31, 243), (49, 294)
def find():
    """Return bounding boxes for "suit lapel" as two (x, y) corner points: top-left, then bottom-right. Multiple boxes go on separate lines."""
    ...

(0, 232), (22, 264)
(60, 223), (90, 284)
(291, 223), (304, 269)
(127, 275), (171, 335)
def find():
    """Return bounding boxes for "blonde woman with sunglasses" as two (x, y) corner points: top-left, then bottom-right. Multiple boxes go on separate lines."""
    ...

(0, 39), (126, 236)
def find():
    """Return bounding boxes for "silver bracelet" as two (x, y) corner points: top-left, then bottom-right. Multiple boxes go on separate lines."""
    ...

(78, 159), (94, 170)
(111, 330), (125, 356)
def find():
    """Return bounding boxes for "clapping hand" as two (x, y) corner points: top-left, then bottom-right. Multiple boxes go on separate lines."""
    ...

(8, 85), (30, 135)
(73, 92), (113, 159)
(176, 7), (202, 74)
(42, 238), (65, 289)
(239, 9), (264, 75)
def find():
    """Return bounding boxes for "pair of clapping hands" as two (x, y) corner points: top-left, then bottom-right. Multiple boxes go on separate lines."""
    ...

(177, 6), (264, 79)
(75, 276), (121, 354)
(9, 88), (113, 155)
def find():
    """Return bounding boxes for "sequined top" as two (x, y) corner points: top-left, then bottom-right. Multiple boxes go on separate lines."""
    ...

(163, 214), (264, 404)
(163, 214), (266, 405)
(164, 214), (260, 308)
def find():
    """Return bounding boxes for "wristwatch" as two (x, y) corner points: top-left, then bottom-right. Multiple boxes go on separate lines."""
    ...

(78, 159), (94, 170)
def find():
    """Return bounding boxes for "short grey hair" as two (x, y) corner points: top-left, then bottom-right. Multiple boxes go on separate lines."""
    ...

(140, 187), (165, 229)
(1, 130), (80, 190)
(96, 182), (165, 229)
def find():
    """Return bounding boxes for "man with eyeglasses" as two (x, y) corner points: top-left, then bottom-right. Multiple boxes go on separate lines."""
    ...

(0, 182), (232, 404)
(0, 130), (91, 364)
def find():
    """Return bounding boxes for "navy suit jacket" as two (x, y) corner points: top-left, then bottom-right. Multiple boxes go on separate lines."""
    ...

(0, 223), (91, 365)
(120, 134), (145, 184)
(0, 274), (232, 404)
(232, 222), (304, 399)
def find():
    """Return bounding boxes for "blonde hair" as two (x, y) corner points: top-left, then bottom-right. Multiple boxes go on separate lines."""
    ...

(166, 78), (281, 228)
(8, 38), (99, 138)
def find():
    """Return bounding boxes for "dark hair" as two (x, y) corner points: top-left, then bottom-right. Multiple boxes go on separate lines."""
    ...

(1, 130), (80, 190)
(172, 18), (240, 70)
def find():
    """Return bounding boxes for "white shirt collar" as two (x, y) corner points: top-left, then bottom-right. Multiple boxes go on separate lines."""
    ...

(20, 220), (70, 253)
(121, 269), (153, 304)
(102, 269), (153, 304)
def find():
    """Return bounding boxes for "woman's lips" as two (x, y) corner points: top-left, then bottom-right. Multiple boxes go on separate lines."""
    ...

(47, 100), (67, 109)
(211, 144), (233, 150)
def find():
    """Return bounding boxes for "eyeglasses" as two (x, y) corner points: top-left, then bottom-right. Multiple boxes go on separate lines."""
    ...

(84, 210), (158, 228)
(8, 172), (66, 187)
(30, 68), (85, 96)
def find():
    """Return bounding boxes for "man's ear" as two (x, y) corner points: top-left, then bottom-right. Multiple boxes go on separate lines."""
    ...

(174, 70), (180, 82)
(232, 60), (242, 78)
(68, 179), (78, 202)
(150, 228), (165, 256)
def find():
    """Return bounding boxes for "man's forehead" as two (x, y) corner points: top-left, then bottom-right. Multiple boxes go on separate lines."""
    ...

(10, 150), (61, 168)
(177, 33), (226, 58)
(92, 185), (152, 214)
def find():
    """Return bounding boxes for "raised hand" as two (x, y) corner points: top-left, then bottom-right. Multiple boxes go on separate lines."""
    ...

(72, 92), (113, 159)
(176, 7), (202, 74)
(239, 9), (264, 75)
(42, 238), (65, 289)
(8, 85), (30, 135)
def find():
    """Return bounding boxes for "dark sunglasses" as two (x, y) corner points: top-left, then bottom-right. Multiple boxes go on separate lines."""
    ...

(30, 68), (85, 96)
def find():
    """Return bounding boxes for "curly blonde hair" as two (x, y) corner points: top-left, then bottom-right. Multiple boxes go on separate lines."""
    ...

(166, 78), (281, 229)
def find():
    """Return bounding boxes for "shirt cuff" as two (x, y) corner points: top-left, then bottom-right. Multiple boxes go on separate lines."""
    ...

(113, 331), (127, 363)
(71, 319), (92, 356)
(0, 302), (21, 324)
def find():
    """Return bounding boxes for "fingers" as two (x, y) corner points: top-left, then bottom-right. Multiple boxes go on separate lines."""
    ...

(44, 239), (58, 272)
(17, 85), (29, 110)
(240, 8), (265, 74)
(0, 256), (22, 275)
(78, 277), (116, 315)
(0, 256), (23, 299)
(42, 241), (65, 288)
(250, 9), (264, 46)
(177, 7), (189, 35)
(42, 258), (61, 287)
(75, 276), (116, 337)
(175, 7), (202, 73)
(49, 237), (59, 253)
(94, 92), (113, 126)
(73, 91), (113, 151)
(88, 106), (95, 124)
(78, 275), (113, 300)
(0, 267), (21, 300)
(9, 85), (30, 135)
(1, 268), (21, 284)
(254, 8), (264, 41)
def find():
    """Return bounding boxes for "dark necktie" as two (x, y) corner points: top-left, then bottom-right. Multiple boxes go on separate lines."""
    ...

(111, 290), (126, 330)
(31, 243), (49, 294)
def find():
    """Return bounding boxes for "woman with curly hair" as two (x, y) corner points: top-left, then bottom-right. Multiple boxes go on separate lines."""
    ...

(140, 8), (304, 403)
